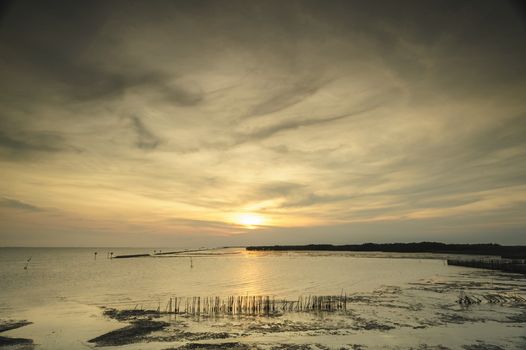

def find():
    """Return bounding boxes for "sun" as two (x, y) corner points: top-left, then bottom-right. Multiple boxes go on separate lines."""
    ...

(237, 213), (264, 229)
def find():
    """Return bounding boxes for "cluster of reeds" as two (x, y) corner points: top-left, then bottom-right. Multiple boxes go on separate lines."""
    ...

(161, 294), (348, 315)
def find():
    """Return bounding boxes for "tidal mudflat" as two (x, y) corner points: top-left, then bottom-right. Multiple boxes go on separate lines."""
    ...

(0, 248), (525, 349)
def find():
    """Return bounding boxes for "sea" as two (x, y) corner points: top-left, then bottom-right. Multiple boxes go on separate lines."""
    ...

(0, 247), (525, 349)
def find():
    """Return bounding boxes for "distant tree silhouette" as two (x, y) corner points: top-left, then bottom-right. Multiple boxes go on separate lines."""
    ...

(246, 242), (525, 258)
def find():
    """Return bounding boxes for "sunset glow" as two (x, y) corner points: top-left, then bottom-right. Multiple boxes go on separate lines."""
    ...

(237, 214), (265, 229)
(1, 3), (526, 350)
(0, 1), (525, 247)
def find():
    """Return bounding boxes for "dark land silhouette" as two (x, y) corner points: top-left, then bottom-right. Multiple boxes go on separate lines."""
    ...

(246, 242), (526, 259)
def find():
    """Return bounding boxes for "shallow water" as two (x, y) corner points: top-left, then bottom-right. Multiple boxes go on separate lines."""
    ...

(0, 248), (454, 310)
(0, 248), (525, 349)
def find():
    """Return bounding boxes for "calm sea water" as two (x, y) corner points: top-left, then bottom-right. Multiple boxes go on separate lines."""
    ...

(0, 247), (452, 313)
(1, 248), (523, 349)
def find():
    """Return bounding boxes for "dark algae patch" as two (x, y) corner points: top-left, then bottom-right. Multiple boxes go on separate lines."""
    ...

(167, 342), (254, 350)
(88, 319), (169, 346)
(95, 307), (241, 346)
(0, 335), (34, 347)
(152, 331), (233, 342)
(102, 307), (162, 321)
(0, 320), (32, 333)
(505, 309), (526, 323)
(462, 343), (506, 350)
(0, 320), (33, 348)
(166, 344), (360, 350)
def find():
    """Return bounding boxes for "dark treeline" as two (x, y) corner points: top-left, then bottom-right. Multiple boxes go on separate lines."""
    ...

(246, 242), (526, 259)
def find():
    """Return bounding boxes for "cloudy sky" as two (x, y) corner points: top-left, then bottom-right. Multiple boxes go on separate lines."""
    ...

(1, 0), (525, 247)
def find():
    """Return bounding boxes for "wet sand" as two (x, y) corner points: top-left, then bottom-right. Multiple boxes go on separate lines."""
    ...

(83, 270), (526, 350)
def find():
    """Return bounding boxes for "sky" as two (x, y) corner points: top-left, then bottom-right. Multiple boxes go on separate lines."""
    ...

(0, 0), (525, 247)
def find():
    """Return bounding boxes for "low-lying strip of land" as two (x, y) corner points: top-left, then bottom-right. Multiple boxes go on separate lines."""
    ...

(114, 248), (220, 259)
(245, 242), (526, 259)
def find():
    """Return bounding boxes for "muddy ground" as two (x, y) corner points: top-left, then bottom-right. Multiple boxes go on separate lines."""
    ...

(86, 270), (526, 349)
(0, 320), (33, 349)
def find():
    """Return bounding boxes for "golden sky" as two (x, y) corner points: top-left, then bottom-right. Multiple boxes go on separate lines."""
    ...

(1, 1), (525, 246)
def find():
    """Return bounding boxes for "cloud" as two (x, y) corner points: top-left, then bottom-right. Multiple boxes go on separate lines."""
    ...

(468, 114), (526, 156)
(0, 131), (62, 152)
(237, 105), (378, 144)
(130, 116), (161, 150)
(0, 129), (79, 159)
(247, 77), (329, 118)
(0, 197), (42, 212)
(160, 81), (204, 106)
(1, 0), (526, 245)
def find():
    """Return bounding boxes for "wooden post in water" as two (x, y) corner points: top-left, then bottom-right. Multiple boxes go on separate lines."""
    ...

(159, 293), (358, 317)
